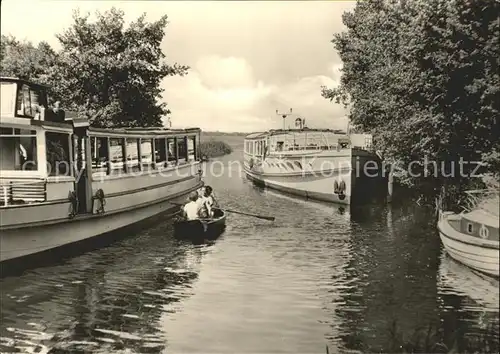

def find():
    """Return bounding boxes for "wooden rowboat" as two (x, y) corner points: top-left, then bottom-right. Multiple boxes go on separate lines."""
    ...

(173, 208), (226, 240)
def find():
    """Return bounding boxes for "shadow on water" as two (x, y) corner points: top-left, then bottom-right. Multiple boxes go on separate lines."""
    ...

(0, 208), (181, 279)
(0, 217), (219, 353)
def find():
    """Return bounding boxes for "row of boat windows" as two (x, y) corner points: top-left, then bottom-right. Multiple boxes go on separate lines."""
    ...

(245, 140), (267, 155)
(0, 127), (198, 176)
(466, 222), (490, 238)
(87, 136), (197, 176)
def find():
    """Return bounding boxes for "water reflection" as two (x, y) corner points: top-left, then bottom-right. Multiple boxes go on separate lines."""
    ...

(0, 148), (498, 353)
(438, 251), (499, 351)
(0, 224), (215, 353)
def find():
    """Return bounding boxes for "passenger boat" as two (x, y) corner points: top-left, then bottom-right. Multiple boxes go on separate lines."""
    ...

(0, 77), (204, 263)
(243, 111), (385, 205)
(437, 189), (499, 278)
(173, 208), (226, 240)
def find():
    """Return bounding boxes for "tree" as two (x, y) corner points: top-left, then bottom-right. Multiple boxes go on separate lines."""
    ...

(322, 0), (500, 202)
(0, 35), (60, 94)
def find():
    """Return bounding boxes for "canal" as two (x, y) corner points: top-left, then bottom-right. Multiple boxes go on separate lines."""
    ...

(1, 146), (498, 353)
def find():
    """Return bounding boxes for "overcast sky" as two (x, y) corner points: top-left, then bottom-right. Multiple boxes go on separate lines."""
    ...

(1, 0), (355, 132)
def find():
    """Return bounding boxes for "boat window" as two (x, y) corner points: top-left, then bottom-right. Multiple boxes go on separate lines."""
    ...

(187, 136), (196, 161)
(15, 84), (47, 119)
(167, 138), (176, 164)
(141, 139), (154, 171)
(126, 138), (141, 172)
(276, 141), (284, 152)
(90, 137), (109, 175)
(155, 138), (167, 167)
(109, 138), (125, 174)
(0, 128), (38, 171)
(467, 223), (473, 234)
(286, 162), (295, 169)
(294, 161), (302, 169)
(1, 82), (17, 116)
(46, 131), (71, 176)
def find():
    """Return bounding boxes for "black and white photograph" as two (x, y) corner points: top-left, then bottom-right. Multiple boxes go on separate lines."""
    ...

(0, 0), (498, 353)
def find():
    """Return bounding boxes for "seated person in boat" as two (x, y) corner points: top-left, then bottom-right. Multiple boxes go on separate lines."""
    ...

(183, 192), (201, 221)
(204, 185), (219, 211)
(45, 101), (66, 123)
(198, 185), (218, 218)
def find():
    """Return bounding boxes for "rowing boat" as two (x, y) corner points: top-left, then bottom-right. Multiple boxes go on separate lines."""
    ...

(173, 208), (226, 240)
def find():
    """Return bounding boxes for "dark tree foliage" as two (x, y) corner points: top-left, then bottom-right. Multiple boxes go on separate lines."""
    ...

(1, 7), (188, 128)
(322, 0), (500, 200)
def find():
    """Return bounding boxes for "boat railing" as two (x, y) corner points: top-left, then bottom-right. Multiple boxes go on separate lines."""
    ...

(0, 179), (47, 207)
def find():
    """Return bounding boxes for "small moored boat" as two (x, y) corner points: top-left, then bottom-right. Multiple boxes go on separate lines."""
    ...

(173, 208), (226, 240)
(437, 189), (499, 278)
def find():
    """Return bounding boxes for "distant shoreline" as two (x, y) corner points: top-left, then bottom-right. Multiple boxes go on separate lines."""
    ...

(202, 131), (247, 137)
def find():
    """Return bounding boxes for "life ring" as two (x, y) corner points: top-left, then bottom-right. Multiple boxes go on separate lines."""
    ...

(334, 179), (346, 194)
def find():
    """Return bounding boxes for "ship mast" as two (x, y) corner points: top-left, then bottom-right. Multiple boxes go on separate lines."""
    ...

(276, 108), (293, 130)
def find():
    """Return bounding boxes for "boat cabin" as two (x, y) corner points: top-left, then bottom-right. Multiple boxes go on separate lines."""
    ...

(460, 209), (499, 241)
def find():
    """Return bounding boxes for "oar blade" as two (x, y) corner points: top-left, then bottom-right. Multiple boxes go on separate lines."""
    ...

(258, 215), (275, 221)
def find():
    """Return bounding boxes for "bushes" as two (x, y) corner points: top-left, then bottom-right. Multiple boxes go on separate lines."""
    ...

(198, 140), (232, 158)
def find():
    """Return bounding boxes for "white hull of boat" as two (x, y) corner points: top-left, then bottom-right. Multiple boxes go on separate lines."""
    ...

(438, 214), (499, 277)
(244, 166), (351, 204)
(0, 179), (202, 262)
(438, 251), (499, 310)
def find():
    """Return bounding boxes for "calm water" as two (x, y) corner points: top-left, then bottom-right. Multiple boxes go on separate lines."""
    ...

(1, 150), (498, 353)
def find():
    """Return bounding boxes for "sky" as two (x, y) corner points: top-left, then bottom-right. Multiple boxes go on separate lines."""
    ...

(1, 0), (356, 132)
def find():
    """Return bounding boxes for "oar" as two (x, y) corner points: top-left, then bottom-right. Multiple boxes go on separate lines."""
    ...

(171, 202), (275, 221)
(214, 207), (275, 221)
